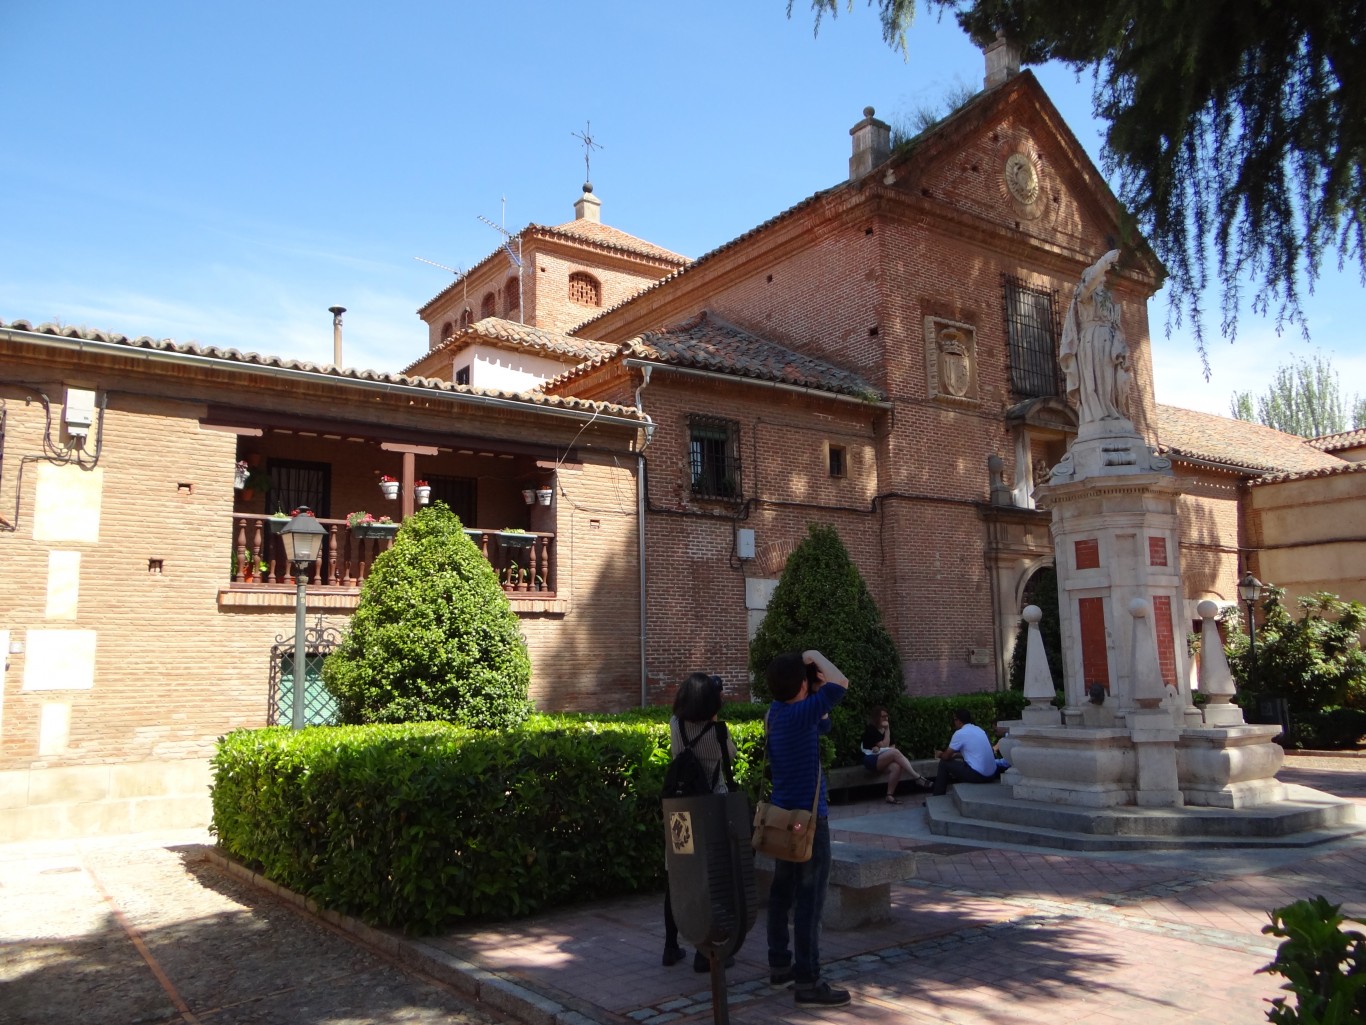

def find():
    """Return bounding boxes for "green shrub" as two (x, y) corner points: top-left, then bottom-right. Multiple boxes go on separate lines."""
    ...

(211, 714), (770, 933)
(1259, 896), (1366, 1024)
(210, 692), (1026, 932)
(323, 504), (531, 729)
(748, 523), (905, 762)
(1226, 589), (1366, 731)
(882, 691), (1028, 759)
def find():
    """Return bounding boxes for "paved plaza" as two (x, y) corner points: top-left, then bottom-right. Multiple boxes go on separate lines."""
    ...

(2, 754), (1362, 1025)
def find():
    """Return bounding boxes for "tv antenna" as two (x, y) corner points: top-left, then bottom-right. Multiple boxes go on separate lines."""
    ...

(478, 199), (524, 323)
(571, 121), (602, 186)
(413, 258), (472, 327)
(414, 256), (461, 275)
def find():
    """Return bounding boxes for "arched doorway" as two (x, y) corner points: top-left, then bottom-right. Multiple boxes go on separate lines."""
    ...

(1008, 565), (1062, 691)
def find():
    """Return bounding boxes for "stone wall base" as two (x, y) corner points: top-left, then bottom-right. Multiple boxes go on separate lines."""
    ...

(0, 759), (212, 842)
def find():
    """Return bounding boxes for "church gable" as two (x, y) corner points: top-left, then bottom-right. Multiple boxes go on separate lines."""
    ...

(882, 74), (1155, 278)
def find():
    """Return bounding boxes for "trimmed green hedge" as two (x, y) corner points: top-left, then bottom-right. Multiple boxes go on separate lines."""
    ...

(210, 692), (1025, 933)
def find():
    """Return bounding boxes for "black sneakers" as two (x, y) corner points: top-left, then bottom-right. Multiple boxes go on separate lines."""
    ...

(795, 981), (852, 1006)
(662, 945), (686, 967)
(770, 966), (794, 986)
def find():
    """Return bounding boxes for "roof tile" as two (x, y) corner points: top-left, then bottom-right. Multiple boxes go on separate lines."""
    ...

(1154, 403), (1346, 474)
(1, 319), (646, 422)
(543, 311), (882, 401)
(402, 318), (616, 375)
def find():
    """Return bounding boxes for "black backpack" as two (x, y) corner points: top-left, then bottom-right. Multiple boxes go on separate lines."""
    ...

(662, 721), (729, 798)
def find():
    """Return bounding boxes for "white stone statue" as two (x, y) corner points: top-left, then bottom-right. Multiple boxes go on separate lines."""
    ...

(1060, 249), (1130, 425)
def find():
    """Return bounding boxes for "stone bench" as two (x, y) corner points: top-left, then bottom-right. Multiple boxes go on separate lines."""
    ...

(753, 841), (917, 929)
(826, 760), (938, 801)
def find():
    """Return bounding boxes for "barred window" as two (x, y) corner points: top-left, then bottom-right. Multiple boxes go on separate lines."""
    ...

(480, 291), (496, 319)
(503, 278), (520, 317)
(688, 415), (741, 499)
(568, 271), (601, 307)
(440, 320), (453, 343)
(1002, 276), (1062, 398)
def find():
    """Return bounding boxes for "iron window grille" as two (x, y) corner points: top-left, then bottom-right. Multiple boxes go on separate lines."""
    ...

(689, 414), (741, 499)
(480, 292), (496, 319)
(1002, 275), (1063, 398)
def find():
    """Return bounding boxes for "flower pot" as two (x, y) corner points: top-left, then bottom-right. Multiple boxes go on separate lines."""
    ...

(239, 488), (255, 502)
(521, 489), (536, 505)
(379, 481), (399, 500)
(497, 531), (534, 549)
(536, 488), (553, 506)
(415, 486), (431, 506)
(355, 522), (399, 540)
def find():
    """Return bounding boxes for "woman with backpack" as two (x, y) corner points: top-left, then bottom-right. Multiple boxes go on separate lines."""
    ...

(661, 671), (737, 972)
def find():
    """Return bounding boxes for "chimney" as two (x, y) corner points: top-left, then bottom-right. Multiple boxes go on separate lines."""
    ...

(848, 106), (891, 181)
(329, 306), (346, 367)
(574, 182), (601, 223)
(983, 30), (1021, 89)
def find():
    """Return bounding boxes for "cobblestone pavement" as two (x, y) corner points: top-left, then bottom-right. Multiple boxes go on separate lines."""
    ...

(2, 755), (1362, 1025)
(0, 831), (507, 1025)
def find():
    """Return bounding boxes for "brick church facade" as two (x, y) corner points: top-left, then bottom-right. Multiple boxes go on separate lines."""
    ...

(2, 48), (1358, 837)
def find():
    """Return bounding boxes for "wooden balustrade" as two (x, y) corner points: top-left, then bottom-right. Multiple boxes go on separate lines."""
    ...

(230, 515), (555, 596)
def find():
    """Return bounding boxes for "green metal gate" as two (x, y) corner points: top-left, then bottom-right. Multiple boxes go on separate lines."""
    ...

(267, 620), (341, 727)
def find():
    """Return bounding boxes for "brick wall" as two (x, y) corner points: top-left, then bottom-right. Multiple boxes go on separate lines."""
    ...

(419, 234), (676, 346)
(0, 363), (642, 778)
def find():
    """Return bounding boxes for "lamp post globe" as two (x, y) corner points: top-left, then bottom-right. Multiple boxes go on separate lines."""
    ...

(1237, 570), (1264, 701)
(280, 507), (327, 729)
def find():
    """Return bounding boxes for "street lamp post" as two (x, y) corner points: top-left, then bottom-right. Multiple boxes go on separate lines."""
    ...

(1237, 571), (1264, 687)
(1237, 570), (1282, 737)
(280, 507), (327, 729)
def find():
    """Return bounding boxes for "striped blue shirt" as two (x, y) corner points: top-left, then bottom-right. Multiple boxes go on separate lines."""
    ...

(767, 683), (845, 817)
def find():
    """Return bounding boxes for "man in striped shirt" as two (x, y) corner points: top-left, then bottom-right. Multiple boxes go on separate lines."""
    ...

(764, 649), (851, 1008)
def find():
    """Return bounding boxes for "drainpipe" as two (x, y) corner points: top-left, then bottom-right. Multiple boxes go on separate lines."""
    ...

(636, 365), (653, 707)
(329, 306), (346, 367)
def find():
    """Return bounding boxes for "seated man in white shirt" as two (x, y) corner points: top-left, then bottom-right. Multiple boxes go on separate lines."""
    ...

(931, 708), (1000, 796)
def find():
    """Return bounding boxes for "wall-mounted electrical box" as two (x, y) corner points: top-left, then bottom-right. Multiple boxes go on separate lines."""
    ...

(64, 388), (97, 439)
(735, 528), (755, 560)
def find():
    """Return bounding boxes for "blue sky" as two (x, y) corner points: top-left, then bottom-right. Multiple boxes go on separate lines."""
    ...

(2, 1), (1361, 418)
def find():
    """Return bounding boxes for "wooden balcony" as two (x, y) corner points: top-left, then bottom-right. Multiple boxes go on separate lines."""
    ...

(230, 515), (556, 597)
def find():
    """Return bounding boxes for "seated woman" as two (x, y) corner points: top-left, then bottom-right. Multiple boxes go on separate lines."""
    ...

(860, 706), (932, 803)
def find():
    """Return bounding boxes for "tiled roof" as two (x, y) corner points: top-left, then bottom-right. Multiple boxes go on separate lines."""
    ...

(543, 311), (884, 402)
(543, 219), (688, 265)
(569, 189), (834, 337)
(572, 71), (1155, 339)
(1154, 403), (1346, 474)
(1309, 427), (1366, 452)
(418, 217), (688, 316)
(1254, 461), (1366, 484)
(401, 318), (617, 375)
(0, 319), (647, 423)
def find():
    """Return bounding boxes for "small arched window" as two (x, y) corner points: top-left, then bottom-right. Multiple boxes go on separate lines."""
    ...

(480, 292), (496, 319)
(440, 320), (453, 343)
(459, 308), (473, 329)
(503, 278), (520, 317)
(568, 272), (601, 307)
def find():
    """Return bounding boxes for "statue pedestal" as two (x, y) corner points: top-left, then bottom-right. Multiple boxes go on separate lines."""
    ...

(1129, 709), (1183, 807)
(1177, 726), (1286, 808)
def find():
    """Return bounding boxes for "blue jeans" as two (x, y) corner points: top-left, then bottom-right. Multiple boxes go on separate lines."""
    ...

(766, 816), (831, 985)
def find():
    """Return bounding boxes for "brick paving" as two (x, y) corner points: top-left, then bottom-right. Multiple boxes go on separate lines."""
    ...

(1, 758), (1362, 1025)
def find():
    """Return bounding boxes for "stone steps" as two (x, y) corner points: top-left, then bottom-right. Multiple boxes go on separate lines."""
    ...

(924, 783), (1363, 851)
